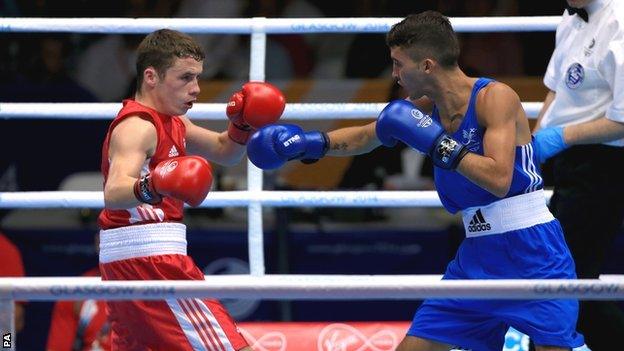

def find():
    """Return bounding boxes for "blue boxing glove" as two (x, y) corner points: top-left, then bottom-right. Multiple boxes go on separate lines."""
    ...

(247, 123), (329, 170)
(376, 100), (469, 170)
(533, 126), (567, 164)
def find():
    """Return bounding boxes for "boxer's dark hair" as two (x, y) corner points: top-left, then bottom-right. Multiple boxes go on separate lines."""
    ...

(136, 29), (204, 93)
(386, 11), (459, 68)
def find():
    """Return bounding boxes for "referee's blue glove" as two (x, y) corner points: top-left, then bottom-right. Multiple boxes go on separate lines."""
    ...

(533, 126), (568, 163)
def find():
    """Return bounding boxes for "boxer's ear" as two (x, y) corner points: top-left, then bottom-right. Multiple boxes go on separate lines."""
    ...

(143, 67), (159, 87)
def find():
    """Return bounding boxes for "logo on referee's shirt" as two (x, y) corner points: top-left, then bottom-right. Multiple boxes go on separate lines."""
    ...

(468, 209), (491, 232)
(565, 63), (584, 89)
(584, 38), (595, 57)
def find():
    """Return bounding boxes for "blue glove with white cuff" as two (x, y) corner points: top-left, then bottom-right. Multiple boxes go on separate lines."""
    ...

(376, 100), (469, 170)
(533, 126), (568, 164)
(247, 124), (329, 170)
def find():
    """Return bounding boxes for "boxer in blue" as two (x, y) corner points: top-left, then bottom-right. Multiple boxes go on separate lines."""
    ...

(246, 10), (587, 351)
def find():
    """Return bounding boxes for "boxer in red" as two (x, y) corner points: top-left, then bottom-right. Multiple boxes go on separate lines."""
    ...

(97, 28), (285, 350)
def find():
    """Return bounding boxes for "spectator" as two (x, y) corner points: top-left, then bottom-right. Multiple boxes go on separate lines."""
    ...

(0, 35), (96, 102)
(246, 0), (324, 79)
(455, 0), (525, 76)
(173, 0), (248, 79)
(46, 234), (110, 351)
(73, 34), (141, 102)
(73, 0), (175, 101)
(46, 270), (110, 351)
(0, 232), (25, 333)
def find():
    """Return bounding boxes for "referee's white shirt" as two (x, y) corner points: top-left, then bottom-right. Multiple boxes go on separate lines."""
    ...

(540, 0), (624, 146)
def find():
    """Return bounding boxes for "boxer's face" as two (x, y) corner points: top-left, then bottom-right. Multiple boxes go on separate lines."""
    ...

(390, 46), (426, 99)
(155, 56), (203, 116)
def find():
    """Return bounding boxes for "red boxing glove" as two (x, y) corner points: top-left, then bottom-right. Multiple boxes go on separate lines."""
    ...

(226, 81), (286, 144)
(133, 156), (213, 207)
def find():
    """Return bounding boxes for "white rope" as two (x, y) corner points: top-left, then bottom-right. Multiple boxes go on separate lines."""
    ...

(0, 190), (554, 209)
(0, 102), (544, 119)
(0, 16), (560, 34)
(0, 275), (622, 301)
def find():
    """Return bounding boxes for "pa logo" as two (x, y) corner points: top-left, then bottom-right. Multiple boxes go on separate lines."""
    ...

(565, 63), (584, 89)
(2, 333), (11, 348)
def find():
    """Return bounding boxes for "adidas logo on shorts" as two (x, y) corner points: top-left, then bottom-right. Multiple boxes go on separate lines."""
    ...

(467, 209), (491, 232)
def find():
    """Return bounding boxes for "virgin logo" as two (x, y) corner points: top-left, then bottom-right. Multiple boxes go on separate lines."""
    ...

(317, 323), (399, 351)
(239, 328), (287, 351)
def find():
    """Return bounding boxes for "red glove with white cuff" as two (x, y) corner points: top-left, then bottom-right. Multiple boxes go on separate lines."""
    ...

(227, 82), (286, 144)
(133, 156), (213, 207)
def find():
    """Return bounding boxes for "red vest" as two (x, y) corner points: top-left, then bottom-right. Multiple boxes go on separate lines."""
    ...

(98, 99), (187, 229)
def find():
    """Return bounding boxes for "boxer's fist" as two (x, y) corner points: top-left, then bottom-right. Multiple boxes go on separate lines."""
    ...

(247, 124), (329, 170)
(227, 82), (286, 144)
(134, 156), (213, 207)
(376, 100), (469, 170)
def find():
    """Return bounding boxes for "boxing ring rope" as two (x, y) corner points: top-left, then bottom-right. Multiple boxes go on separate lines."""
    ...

(0, 190), (554, 209)
(0, 102), (544, 119)
(0, 15), (574, 345)
(2, 275), (624, 301)
(0, 16), (560, 33)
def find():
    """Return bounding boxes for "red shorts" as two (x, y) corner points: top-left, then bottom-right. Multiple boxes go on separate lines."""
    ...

(100, 254), (249, 351)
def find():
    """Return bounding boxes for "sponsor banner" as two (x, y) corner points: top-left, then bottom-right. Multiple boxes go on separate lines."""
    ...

(238, 322), (530, 351)
(239, 321), (409, 351)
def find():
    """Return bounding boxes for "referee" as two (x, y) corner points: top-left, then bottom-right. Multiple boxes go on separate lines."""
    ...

(534, 0), (624, 349)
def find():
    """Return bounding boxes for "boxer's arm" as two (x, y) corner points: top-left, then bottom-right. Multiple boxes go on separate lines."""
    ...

(323, 97), (430, 157)
(104, 116), (157, 209)
(326, 121), (381, 156)
(181, 116), (246, 166)
(457, 83), (518, 197)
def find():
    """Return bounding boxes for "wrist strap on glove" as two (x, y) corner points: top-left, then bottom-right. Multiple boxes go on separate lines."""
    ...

(431, 134), (470, 170)
(228, 122), (252, 145)
(133, 175), (162, 205)
(300, 132), (330, 164)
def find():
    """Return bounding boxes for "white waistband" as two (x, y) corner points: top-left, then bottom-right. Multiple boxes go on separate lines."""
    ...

(99, 222), (187, 263)
(461, 190), (554, 238)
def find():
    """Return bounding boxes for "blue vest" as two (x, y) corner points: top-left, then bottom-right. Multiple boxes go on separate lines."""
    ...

(432, 78), (543, 213)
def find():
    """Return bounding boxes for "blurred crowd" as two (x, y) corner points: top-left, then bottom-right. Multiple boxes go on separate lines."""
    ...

(0, 0), (565, 103)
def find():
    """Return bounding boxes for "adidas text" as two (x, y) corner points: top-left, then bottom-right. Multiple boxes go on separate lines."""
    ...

(468, 223), (491, 232)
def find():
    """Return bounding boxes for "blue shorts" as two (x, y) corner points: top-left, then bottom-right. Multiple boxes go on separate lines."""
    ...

(408, 220), (585, 350)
